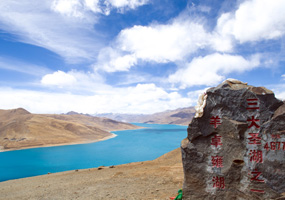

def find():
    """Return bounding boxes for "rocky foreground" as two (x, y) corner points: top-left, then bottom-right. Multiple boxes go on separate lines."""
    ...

(0, 148), (183, 200)
(182, 79), (285, 199)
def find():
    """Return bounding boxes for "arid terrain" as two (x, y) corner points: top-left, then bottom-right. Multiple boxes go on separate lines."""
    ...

(96, 107), (196, 125)
(0, 148), (183, 200)
(0, 108), (140, 151)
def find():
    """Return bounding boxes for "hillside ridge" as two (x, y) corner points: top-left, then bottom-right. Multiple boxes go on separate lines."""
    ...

(0, 108), (140, 151)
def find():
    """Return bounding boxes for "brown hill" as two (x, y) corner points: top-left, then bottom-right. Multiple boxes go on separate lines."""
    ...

(96, 107), (195, 125)
(0, 108), (140, 151)
(46, 113), (138, 132)
(0, 148), (184, 200)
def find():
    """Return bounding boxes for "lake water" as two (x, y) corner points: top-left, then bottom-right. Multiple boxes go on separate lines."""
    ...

(0, 123), (187, 182)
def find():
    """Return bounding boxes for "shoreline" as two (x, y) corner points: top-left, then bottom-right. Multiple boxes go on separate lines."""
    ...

(0, 148), (183, 199)
(0, 124), (183, 153)
(0, 125), (146, 153)
(0, 123), (188, 153)
(0, 148), (181, 182)
(0, 133), (118, 152)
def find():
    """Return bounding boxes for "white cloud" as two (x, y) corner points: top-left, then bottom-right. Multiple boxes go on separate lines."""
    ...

(116, 20), (210, 63)
(84, 0), (112, 15)
(210, 32), (234, 52)
(52, 0), (110, 16)
(51, 0), (148, 16)
(268, 83), (285, 101)
(0, 0), (149, 64)
(187, 88), (209, 106)
(197, 5), (211, 13)
(95, 21), (207, 72)
(95, 47), (137, 72)
(95, 0), (285, 73)
(114, 73), (159, 86)
(168, 53), (260, 88)
(41, 71), (77, 87)
(276, 92), (285, 101)
(52, 0), (86, 18)
(216, 0), (285, 43)
(0, 0), (102, 63)
(110, 54), (137, 71)
(96, 11), (236, 72)
(0, 83), (192, 114)
(108, 0), (148, 12)
(282, 74), (285, 80)
(0, 57), (51, 76)
(40, 70), (108, 94)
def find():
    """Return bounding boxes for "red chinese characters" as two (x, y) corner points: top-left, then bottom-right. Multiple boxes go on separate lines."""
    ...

(248, 133), (262, 145)
(211, 135), (222, 147)
(212, 176), (225, 189)
(246, 98), (259, 110)
(209, 115), (225, 189)
(211, 156), (223, 168)
(249, 150), (263, 163)
(210, 116), (222, 128)
(246, 98), (265, 193)
(251, 170), (265, 183)
(247, 116), (260, 129)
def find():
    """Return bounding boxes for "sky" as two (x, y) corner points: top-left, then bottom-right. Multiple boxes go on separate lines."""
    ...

(0, 0), (284, 114)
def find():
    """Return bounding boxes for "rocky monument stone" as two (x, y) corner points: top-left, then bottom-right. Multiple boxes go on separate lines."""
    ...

(181, 79), (285, 200)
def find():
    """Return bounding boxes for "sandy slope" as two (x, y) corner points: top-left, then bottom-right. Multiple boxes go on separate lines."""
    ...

(0, 148), (183, 200)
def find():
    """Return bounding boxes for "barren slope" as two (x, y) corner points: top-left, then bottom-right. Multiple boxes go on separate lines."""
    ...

(0, 108), (140, 151)
(45, 113), (138, 132)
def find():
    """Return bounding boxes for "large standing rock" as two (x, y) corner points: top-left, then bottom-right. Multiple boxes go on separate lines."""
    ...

(181, 79), (285, 200)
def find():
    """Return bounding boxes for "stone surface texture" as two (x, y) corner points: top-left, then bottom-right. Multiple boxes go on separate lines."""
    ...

(181, 80), (285, 200)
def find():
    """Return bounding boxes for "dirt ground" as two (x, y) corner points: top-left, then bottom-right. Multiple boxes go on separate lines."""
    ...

(0, 148), (183, 200)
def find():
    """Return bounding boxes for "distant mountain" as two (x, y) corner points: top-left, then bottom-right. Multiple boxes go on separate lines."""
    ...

(66, 111), (80, 115)
(65, 111), (92, 117)
(96, 107), (196, 125)
(49, 112), (140, 132)
(0, 108), (140, 151)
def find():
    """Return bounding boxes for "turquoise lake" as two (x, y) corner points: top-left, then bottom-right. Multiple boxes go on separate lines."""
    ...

(0, 123), (187, 182)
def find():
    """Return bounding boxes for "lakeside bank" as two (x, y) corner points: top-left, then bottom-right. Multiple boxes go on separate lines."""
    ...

(0, 148), (184, 200)
(0, 123), (187, 182)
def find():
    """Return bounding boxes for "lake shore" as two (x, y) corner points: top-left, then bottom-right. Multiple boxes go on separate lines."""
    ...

(0, 148), (183, 200)
(0, 133), (118, 152)
(0, 125), (147, 152)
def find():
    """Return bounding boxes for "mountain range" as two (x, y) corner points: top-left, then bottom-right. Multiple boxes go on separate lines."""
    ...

(95, 107), (195, 125)
(0, 106), (196, 151)
(0, 108), (140, 151)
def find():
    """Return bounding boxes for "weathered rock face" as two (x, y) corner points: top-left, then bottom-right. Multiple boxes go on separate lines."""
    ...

(181, 80), (285, 200)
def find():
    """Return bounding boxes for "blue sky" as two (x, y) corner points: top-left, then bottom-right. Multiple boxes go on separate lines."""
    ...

(0, 0), (284, 114)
